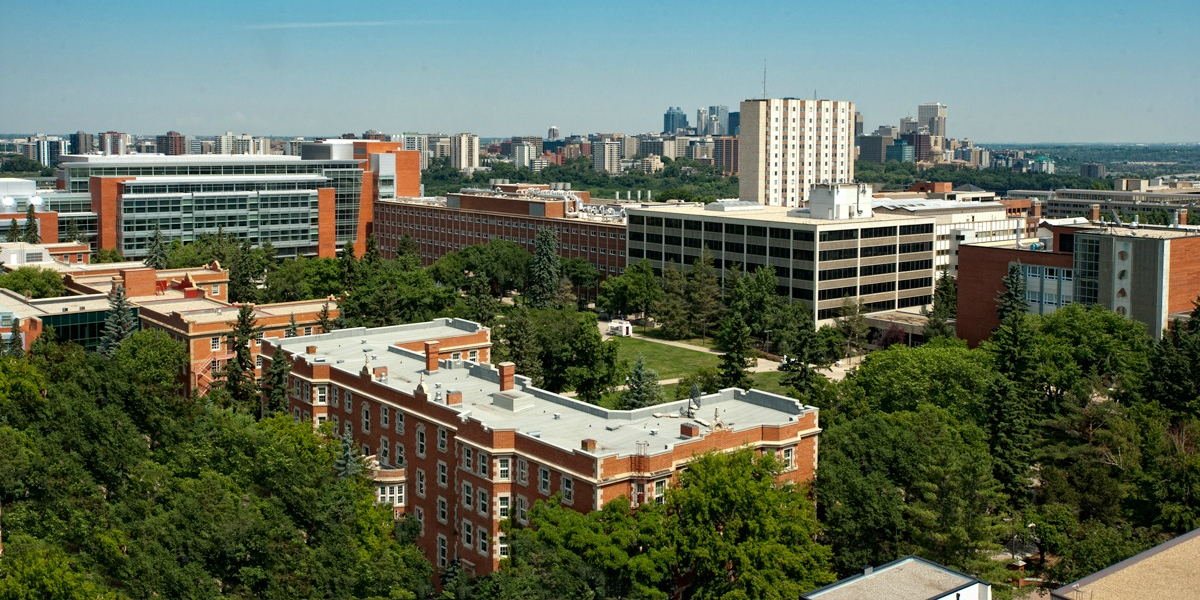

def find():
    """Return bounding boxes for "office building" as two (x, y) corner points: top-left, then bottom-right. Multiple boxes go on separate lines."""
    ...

(215, 132), (269, 155)
(1009, 184), (1200, 222)
(373, 183), (628, 276)
(901, 132), (933, 162)
(917, 102), (948, 138)
(18, 135), (69, 167)
(592, 140), (622, 174)
(857, 135), (893, 164)
(697, 105), (729, 136)
(100, 131), (130, 155)
(1081, 162), (1107, 178)
(663, 107), (689, 134)
(956, 220), (1200, 345)
(637, 137), (677, 160)
(803, 556), (989, 600)
(712, 136), (739, 176)
(450, 134), (480, 173)
(155, 131), (187, 156)
(899, 117), (919, 135)
(727, 111), (740, 136)
(547, 126), (560, 141)
(269, 321), (820, 577)
(627, 183), (936, 321)
(885, 139), (914, 163)
(854, 112), (864, 137)
(738, 98), (856, 207)
(874, 125), (899, 139)
(69, 131), (94, 155)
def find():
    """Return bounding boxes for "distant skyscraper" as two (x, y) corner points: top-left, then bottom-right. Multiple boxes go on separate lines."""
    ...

(695, 107), (709, 135)
(728, 111), (740, 136)
(698, 105), (729, 135)
(450, 133), (480, 172)
(592, 140), (621, 174)
(739, 98), (856, 207)
(918, 102), (948, 138)
(399, 134), (430, 170)
(900, 132), (933, 162)
(100, 131), (129, 155)
(886, 139), (914, 163)
(547, 126), (560, 141)
(899, 117), (919, 135)
(854, 112), (864, 137)
(513, 143), (536, 169)
(663, 107), (689, 134)
(155, 131), (187, 156)
(857, 135), (893, 164)
(19, 135), (68, 166)
(69, 131), (94, 155)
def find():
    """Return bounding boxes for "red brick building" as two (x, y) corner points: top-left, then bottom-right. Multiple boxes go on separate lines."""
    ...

(267, 322), (820, 577)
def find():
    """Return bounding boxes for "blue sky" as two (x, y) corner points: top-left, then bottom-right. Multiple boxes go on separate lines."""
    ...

(2, 0), (1197, 143)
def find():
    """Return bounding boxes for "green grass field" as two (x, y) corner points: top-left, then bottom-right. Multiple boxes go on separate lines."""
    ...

(612, 337), (719, 381)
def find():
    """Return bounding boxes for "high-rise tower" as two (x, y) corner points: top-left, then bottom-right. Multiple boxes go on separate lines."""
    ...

(738, 98), (856, 207)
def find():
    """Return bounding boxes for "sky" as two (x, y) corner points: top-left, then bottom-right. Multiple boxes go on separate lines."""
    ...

(2, 0), (1198, 143)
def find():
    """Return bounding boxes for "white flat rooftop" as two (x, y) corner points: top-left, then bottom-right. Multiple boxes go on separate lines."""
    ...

(277, 321), (815, 459)
(627, 203), (930, 226)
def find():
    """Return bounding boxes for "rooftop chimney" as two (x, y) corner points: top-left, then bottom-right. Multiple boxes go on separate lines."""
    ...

(424, 341), (440, 372)
(446, 390), (462, 406)
(306, 345), (318, 355)
(681, 423), (700, 438)
(498, 362), (515, 391)
(373, 366), (388, 381)
(581, 438), (597, 452)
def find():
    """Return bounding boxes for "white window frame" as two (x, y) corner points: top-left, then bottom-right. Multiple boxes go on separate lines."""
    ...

(416, 426), (426, 457)
(438, 427), (447, 452)
(539, 468), (550, 494)
(518, 458), (528, 484)
(516, 496), (528, 523)
(478, 453), (489, 478)
(314, 386), (327, 405)
(438, 461), (448, 487)
(361, 406), (370, 433)
(210, 336), (221, 351)
(463, 520), (473, 547)
(479, 489), (489, 516)
(463, 482), (474, 509)
(416, 469), (426, 498)
(562, 477), (574, 505)
(498, 496), (510, 519)
(498, 457), (510, 480)
(395, 411), (404, 434)
(381, 406), (390, 428)
(463, 447), (473, 470)
(437, 535), (447, 568)
(437, 497), (447, 523)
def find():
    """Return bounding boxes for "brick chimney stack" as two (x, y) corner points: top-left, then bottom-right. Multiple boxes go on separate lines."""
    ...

(424, 341), (440, 372)
(498, 362), (515, 391)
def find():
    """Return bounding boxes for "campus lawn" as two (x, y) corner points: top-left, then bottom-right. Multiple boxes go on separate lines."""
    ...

(612, 337), (719, 381)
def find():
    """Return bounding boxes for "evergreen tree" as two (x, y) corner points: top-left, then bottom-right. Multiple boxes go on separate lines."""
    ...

(22, 205), (40, 244)
(333, 427), (365, 478)
(716, 313), (754, 389)
(317, 301), (335, 333)
(363, 233), (383, 265)
(996, 262), (1028, 323)
(227, 241), (263, 303)
(687, 247), (722, 339)
(143, 225), (168, 270)
(262, 347), (292, 418)
(621, 354), (663, 410)
(285, 313), (298, 337)
(99, 285), (137, 356)
(495, 306), (543, 385)
(5, 317), (24, 358)
(459, 274), (500, 328)
(923, 266), (957, 341)
(221, 303), (260, 413)
(526, 228), (561, 309)
(65, 219), (84, 244)
(5, 218), (19, 242)
(836, 297), (869, 360)
(655, 260), (690, 339)
(339, 240), (359, 290)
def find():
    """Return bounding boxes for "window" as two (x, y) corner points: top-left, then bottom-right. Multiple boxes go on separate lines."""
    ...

(395, 411), (404, 434)
(479, 489), (489, 515)
(562, 477), (574, 504)
(381, 437), (390, 465)
(256, 355), (263, 369)
(437, 497), (447, 523)
(303, 326), (312, 336)
(539, 468), (550, 494)
(479, 535), (489, 556)
(381, 406), (389, 428)
(463, 483), (474, 509)
(498, 496), (510, 519)
(437, 535), (447, 568)
(654, 480), (667, 504)
(332, 388), (340, 408)
(499, 535), (508, 558)
(344, 391), (352, 413)
(416, 469), (426, 497)
(362, 407), (370, 433)
(468, 350), (478, 361)
(516, 496), (528, 523)
(314, 386), (327, 405)
(782, 447), (795, 471)
(438, 461), (448, 487)
(414, 507), (425, 536)
(463, 447), (473, 470)
(451, 352), (462, 360)
(463, 521), (473, 547)
(210, 336), (221, 351)
(518, 459), (528, 484)
(417, 427), (426, 457)
(377, 484), (403, 506)
(478, 453), (489, 477)
(498, 457), (510, 480)
(437, 427), (447, 452)
(212, 284), (221, 296)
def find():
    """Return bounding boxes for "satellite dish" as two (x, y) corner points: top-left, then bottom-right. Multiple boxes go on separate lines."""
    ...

(0, 197), (13, 207)
(29, 196), (43, 207)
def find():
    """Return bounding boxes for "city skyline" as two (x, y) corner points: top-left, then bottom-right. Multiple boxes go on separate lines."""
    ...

(2, 0), (1198, 143)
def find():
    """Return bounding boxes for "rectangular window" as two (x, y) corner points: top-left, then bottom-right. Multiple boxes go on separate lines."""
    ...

(438, 428), (447, 452)
(654, 480), (667, 504)
(415, 507), (425, 536)
(479, 535), (489, 556)
(303, 326), (312, 336)
(563, 477), (574, 504)
(517, 496), (528, 523)
(478, 453), (489, 477)
(782, 447), (795, 470)
(381, 406), (390, 428)
(499, 535), (508, 558)
(437, 497), (447, 523)
(518, 459), (528, 483)
(344, 391), (352, 413)
(498, 457), (510, 480)
(498, 496), (510, 519)
(416, 469), (426, 497)
(362, 407), (370, 433)
(395, 411), (404, 434)
(437, 536), (447, 568)
(463, 447), (473, 470)
(381, 437), (390, 465)
(314, 386), (327, 404)
(438, 461), (448, 487)
(468, 350), (479, 361)
(463, 483), (474, 509)
(210, 336), (221, 351)
(539, 468), (551, 494)
(463, 521), (473, 547)
(332, 388), (340, 408)
(479, 489), (489, 515)
(395, 442), (404, 467)
(417, 428), (426, 457)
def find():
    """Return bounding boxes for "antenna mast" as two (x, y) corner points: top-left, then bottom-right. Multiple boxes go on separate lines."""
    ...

(762, 60), (767, 99)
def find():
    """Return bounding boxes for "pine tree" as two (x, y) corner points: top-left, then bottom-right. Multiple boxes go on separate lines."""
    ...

(655, 261), (690, 339)
(333, 427), (365, 479)
(495, 306), (543, 387)
(933, 266), (958, 317)
(143, 225), (168, 270)
(5, 318), (24, 358)
(340, 241), (359, 290)
(687, 247), (722, 339)
(5, 218), (19, 243)
(716, 313), (754, 389)
(285, 313), (298, 338)
(363, 233), (383, 265)
(996, 262), (1028, 323)
(65, 219), (84, 244)
(317, 302), (334, 333)
(262, 347), (292, 418)
(526, 228), (560, 309)
(222, 303), (260, 414)
(99, 285), (137, 356)
(620, 354), (663, 410)
(22, 205), (40, 244)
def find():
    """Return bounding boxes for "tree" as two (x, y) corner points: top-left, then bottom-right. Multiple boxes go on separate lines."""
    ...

(262, 347), (292, 417)
(0, 267), (66, 299)
(687, 247), (723, 339)
(561, 257), (599, 306)
(5, 318), (24, 358)
(317, 301), (335, 333)
(221, 303), (260, 413)
(143, 225), (168, 270)
(564, 313), (622, 403)
(339, 240), (359, 289)
(923, 267), (958, 341)
(64, 219), (84, 244)
(716, 313), (754, 389)
(494, 306), (543, 386)
(363, 233), (383, 266)
(98, 285), (137, 356)
(526, 227), (561, 309)
(996, 262), (1028, 323)
(600, 259), (661, 321)
(457, 274), (501, 328)
(620, 355), (663, 410)
(675, 366), (721, 399)
(5, 218), (18, 243)
(21, 205), (39, 244)
(333, 427), (364, 479)
(836, 297), (869, 360)
(285, 313), (298, 338)
(654, 261), (690, 339)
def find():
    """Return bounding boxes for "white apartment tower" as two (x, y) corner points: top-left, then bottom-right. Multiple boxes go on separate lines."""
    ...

(738, 98), (856, 207)
(512, 142), (536, 169)
(592, 140), (622, 174)
(449, 133), (480, 173)
(918, 102), (948, 138)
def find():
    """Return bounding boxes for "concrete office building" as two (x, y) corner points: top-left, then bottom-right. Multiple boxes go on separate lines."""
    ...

(886, 139), (914, 163)
(1010, 185), (1200, 222)
(627, 183), (936, 321)
(918, 102), (948, 138)
(856, 135), (893, 164)
(512, 143), (536, 170)
(899, 117), (919, 135)
(739, 98), (856, 207)
(269, 321), (820, 577)
(373, 183), (628, 277)
(69, 131), (94, 155)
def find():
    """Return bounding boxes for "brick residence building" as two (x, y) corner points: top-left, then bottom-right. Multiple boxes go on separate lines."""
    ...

(266, 321), (820, 577)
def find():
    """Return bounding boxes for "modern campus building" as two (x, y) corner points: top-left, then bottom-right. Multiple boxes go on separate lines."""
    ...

(39, 140), (419, 258)
(956, 220), (1200, 345)
(267, 320), (821, 577)
(626, 183), (937, 321)
(739, 98), (856, 207)
(373, 183), (630, 277)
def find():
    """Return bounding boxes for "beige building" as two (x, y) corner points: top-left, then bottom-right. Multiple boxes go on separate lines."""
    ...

(739, 98), (856, 207)
(592, 140), (622, 174)
(450, 133), (480, 173)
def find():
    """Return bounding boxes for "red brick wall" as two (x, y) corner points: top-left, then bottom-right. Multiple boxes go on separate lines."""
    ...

(957, 245), (1074, 347)
(91, 176), (133, 251)
(317, 188), (337, 258)
(1169, 237), (1200, 313)
(395, 151), (421, 197)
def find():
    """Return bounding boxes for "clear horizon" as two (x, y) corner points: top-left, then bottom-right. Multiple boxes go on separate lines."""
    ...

(2, 0), (1198, 144)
